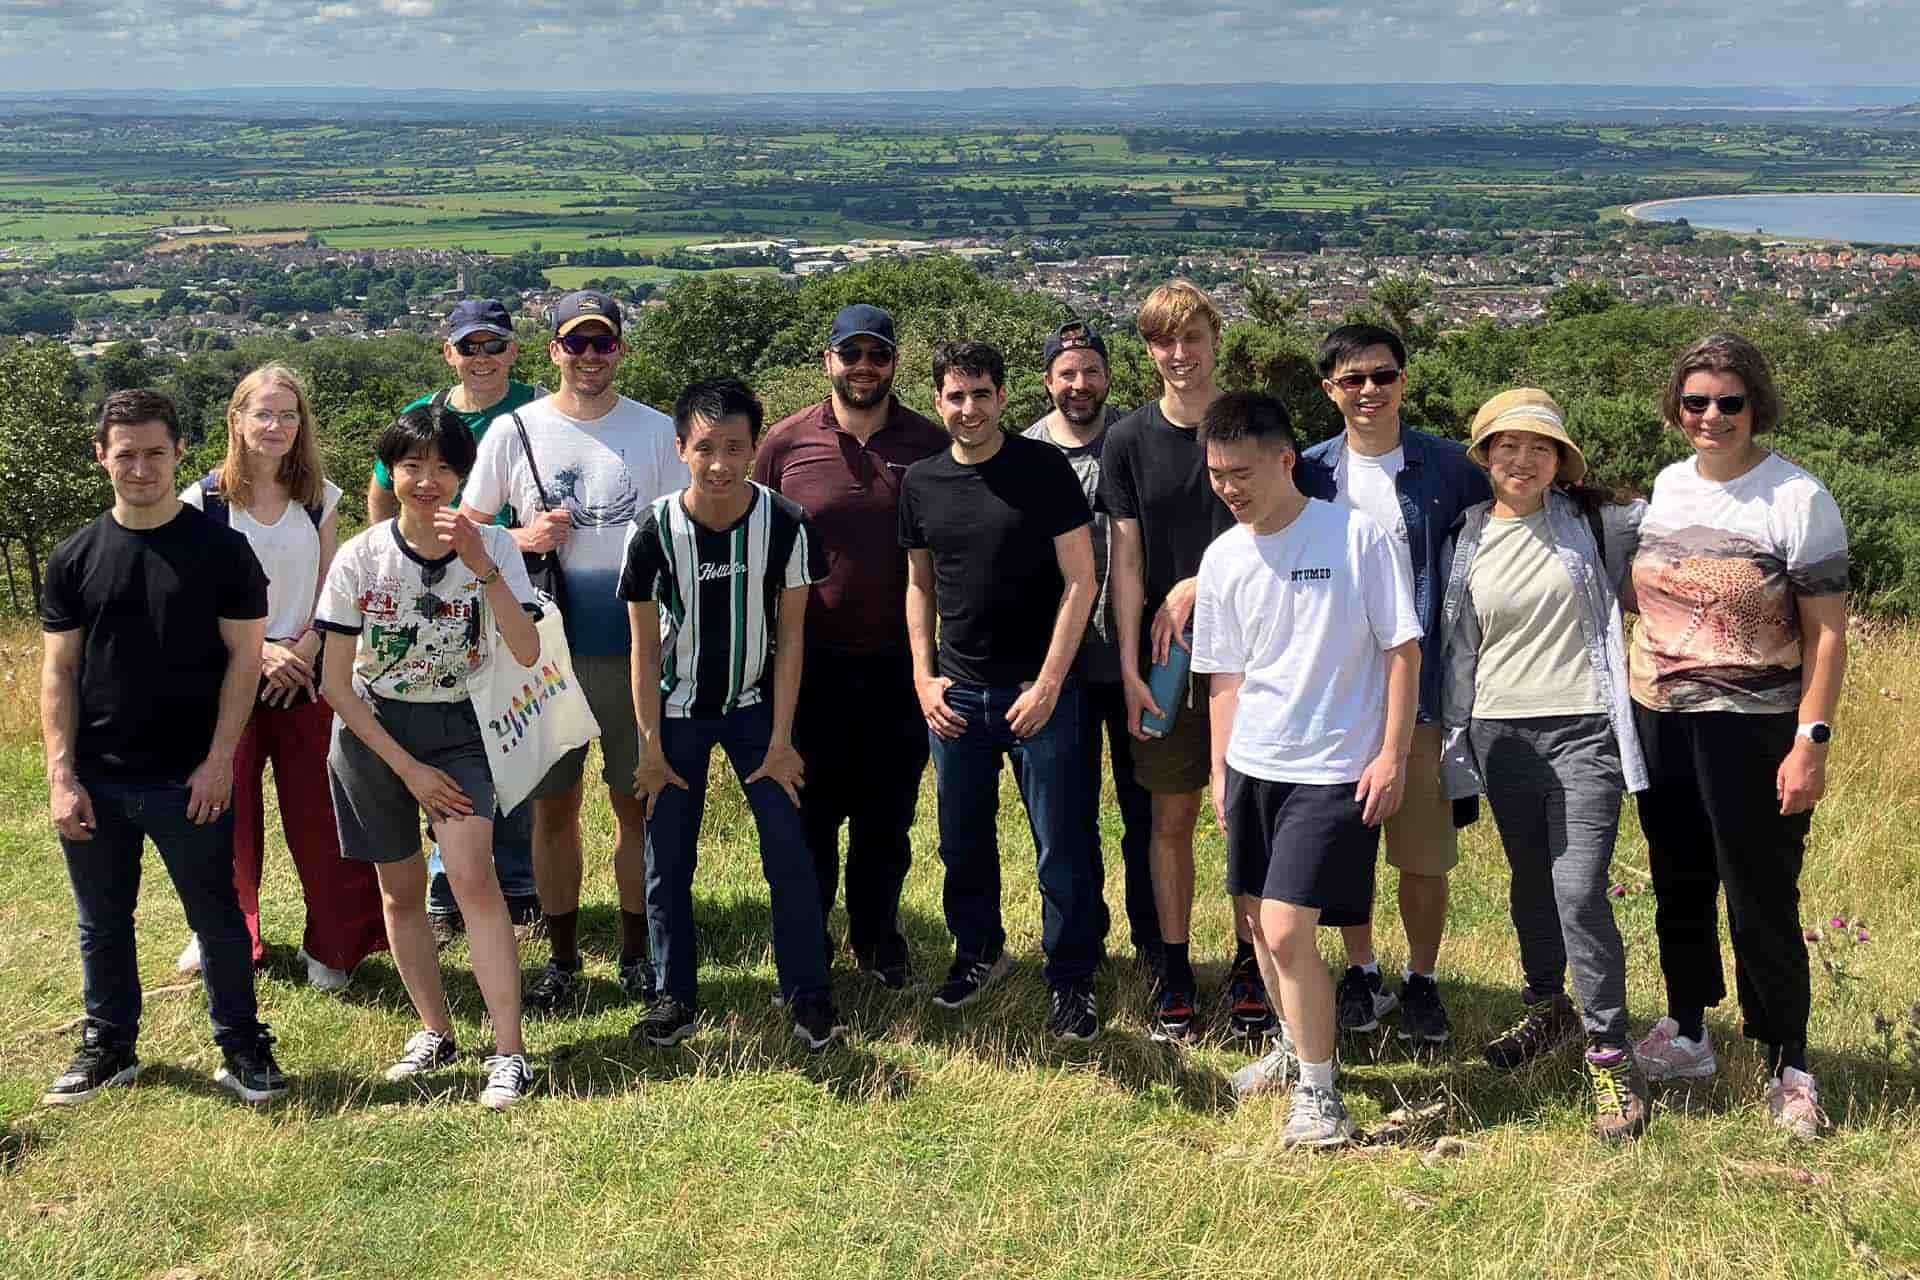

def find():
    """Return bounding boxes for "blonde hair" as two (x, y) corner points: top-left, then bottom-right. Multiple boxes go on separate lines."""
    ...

(1137, 279), (1223, 344)
(219, 363), (325, 511)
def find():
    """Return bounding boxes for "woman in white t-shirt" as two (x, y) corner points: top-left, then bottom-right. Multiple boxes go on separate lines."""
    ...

(1627, 332), (1849, 1140)
(175, 364), (387, 992)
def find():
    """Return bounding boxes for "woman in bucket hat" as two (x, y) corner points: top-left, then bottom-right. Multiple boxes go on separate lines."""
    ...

(1437, 387), (1652, 1141)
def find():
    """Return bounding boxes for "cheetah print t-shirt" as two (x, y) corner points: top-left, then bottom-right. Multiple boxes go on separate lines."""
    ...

(1629, 453), (1848, 713)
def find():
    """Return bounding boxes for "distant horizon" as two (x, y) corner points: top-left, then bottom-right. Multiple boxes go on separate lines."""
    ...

(5, 81), (1918, 98)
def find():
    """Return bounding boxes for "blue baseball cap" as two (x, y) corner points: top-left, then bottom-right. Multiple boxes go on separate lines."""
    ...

(446, 298), (513, 342)
(826, 303), (896, 349)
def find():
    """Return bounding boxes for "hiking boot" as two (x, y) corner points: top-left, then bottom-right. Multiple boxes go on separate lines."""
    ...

(42, 1022), (141, 1106)
(1768, 1068), (1826, 1140)
(791, 993), (848, 1052)
(1483, 988), (1580, 1070)
(479, 1053), (533, 1110)
(1280, 1083), (1355, 1149)
(1047, 983), (1101, 1042)
(930, 952), (1010, 1009)
(1633, 1017), (1717, 1081)
(1224, 957), (1277, 1039)
(1229, 1026), (1297, 1105)
(1336, 966), (1399, 1034)
(618, 954), (657, 1004)
(214, 1032), (289, 1104)
(1396, 974), (1453, 1045)
(1150, 982), (1198, 1044)
(1586, 1047), (1650, 1142)
(523, 960), (582, 1017)
(385, 1028), (458, 1081)
(636, 998), (698, 1048)
(429, 911), (464, 950)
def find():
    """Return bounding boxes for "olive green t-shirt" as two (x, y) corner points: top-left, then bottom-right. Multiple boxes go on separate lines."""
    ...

(373, 379), (545, 523)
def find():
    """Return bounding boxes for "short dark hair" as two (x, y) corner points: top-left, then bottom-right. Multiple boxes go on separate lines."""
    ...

(1662, 330), (1783, 436)
(1200, 390), (1297, 454)
(932, 339), (1006, 393)
(1315, 323), (1407, 379)
(96, 387), (181, 447)
(375, 404), (477, 479)
(673, 378), (765, 445)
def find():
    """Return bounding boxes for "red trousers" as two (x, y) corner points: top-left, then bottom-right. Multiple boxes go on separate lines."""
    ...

(231, 695), (387, 971)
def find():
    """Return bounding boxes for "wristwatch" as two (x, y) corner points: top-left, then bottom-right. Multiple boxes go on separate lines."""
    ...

(475, 565), (501, 587)
(1796, 722), (1832, 745)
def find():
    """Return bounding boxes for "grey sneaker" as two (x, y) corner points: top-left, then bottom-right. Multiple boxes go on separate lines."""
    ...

(1280, 1083), (1355, 1149)
(1229, 1028), (1297, 1104)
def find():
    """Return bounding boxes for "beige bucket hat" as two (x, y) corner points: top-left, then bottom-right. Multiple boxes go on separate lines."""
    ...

(1467, 387), (1588, 486)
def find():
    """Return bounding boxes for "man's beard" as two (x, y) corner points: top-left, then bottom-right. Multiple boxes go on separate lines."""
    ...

(833, 369), (894, 410)
(1055, 392), (1107, 427)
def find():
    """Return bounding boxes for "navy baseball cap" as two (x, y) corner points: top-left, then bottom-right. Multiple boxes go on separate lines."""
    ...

(1043, 319), (1107, 372)
(826, 304), (896, 350)
(552, 289), (622, 337)
(447, 298), (513, 343)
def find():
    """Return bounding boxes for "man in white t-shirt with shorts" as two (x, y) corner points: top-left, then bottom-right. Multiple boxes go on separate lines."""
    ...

(460, 290), (681, 1013)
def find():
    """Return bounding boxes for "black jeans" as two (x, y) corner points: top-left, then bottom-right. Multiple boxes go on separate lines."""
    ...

(60, 776), (264, 1049)
(1077, 680), (1156, 954)
(794, 646), (930, 966)
(1634, 706), (1812, 1050)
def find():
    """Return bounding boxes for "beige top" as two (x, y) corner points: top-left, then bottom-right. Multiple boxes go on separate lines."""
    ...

(1468, 509), (1605, 719)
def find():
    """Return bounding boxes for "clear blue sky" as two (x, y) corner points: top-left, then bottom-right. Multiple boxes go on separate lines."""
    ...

(0, 0), (1914, 94)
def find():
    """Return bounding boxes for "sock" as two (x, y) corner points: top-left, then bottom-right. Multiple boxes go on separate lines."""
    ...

(1771, 1040), (1808, 1076)
(1233, 938), (1256, 968)
(1358, 960), (1380, 976)
(1404, 968), (1435, 985)
(619, 910), (649, 964)
(1672, 1007), (1705, 1042)
(1162, 941), (1194, 989)
(1299, 1058), (1335, 1091)
(546, 911), (581, 970)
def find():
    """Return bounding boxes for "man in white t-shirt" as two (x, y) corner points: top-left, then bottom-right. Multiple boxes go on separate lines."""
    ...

(1191, 390), (1421, 1148)
(460, 290), (682, 1013)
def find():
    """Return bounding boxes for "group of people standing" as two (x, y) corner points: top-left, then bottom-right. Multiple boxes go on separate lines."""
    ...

(39, 278), (1848, 1146)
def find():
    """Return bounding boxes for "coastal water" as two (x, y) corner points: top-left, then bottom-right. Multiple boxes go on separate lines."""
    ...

(1633, 194), (1920, 245)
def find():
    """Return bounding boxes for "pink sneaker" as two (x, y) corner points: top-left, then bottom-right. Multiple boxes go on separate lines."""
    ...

(1768, 1068), (1826, 1139)
(1633, 1017), (1717, 1081)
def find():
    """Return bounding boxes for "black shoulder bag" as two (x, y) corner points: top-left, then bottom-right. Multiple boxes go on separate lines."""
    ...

(510, 410), (569, 617)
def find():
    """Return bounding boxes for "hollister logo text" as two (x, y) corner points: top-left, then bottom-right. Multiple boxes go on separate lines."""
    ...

(698, 561), (747, 583)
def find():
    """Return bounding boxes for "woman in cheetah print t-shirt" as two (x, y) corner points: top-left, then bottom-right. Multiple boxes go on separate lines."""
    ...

(1627, 332), (1848, 1140)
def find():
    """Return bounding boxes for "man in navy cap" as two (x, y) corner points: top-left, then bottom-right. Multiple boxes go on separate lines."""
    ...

(754, 304), (946, 988)
(370, 298), (547, 942)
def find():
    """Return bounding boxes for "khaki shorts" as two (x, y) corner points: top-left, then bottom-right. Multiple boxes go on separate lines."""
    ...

(1383, 722), (1458, 875)
(1132, 673), (1213, 795)
(535, 651), (641, 800)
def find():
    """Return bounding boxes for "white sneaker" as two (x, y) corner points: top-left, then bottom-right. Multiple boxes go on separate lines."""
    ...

(298, 948), (352, 993)
(1230, 1027), (1298, 1104)
(479, 1053), (533, 1110)
(384, 1028), (458, 1081)
(1768, 1067), (1826, 1139)
(176, 936), (203, 975)
(1633, 1017), (1717, 1081)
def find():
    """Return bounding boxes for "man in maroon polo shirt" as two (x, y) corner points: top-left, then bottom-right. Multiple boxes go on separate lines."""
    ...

(755, 304), (947, 988)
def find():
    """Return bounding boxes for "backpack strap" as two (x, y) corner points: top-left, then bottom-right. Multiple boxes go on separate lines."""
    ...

(199, 473), (230, 528)
(1584, 504), (1608, 573)
(511, 410), (555, 512)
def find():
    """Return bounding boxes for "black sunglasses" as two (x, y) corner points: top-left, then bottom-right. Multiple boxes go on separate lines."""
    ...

(419, 560), (449, 618)
(831, 343), (895, 367)
(1679, 393), (1747, 416)
(454, 336), (512, 357)
(1331, 368), (1404, 391)
(556, 331), (619, 356)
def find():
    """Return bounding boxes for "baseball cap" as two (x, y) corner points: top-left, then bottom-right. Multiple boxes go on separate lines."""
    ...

(552, 290), (623, 337)
(826, 304), (896, 350)
(1043, 320), (1108, 373)
(446, 299), (513, 343)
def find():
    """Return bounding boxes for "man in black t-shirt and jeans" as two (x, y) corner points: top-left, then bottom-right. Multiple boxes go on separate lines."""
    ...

(900, 340), (1102, 1040)
(40, 388), (289, 1106)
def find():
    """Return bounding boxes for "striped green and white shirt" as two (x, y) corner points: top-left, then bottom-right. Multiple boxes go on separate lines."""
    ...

(617, 482), (825, 719)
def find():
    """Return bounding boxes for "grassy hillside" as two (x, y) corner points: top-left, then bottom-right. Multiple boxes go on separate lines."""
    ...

(0, 619), (1917, 1278)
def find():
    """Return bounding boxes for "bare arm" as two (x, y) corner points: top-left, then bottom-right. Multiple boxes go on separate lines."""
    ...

(41, 628), (95, 841)
(743, 584), (809, 806)
(1007, 524), (1095, 738)
(185, 614), (266, 824)
(1778, 592), (1847, 815)
(906, 547), (964, 739)
(1108, 515), (1161, 734)
(1355, 638), (1422, 827)
(264, 504), (342, 706)
(628, 600), (686, 818)
(1207, 671), (1245, 834)
(367, 475), (398, 523)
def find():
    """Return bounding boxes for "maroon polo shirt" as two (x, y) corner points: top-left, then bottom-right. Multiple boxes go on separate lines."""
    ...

(755, 395), (948, 655)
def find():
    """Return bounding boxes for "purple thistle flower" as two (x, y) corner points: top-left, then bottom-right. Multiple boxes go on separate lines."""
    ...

(1830, 916), (1847, 930)
(1610, 884), (1628, 899)
(1857, 929), (1871, 943)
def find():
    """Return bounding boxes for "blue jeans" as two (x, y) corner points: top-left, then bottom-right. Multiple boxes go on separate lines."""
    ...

(427, 799), (536, 914)
(929, 680), (1100, 987)
(645, 700), (829, 1007)
(59, 776), (264, 1049)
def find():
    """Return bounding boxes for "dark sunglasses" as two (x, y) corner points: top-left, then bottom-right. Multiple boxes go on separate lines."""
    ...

(556, 331), (619, 356)
(831, 343), (895, 367)
(454, 336), (511, 357)
(1331, 368), (1404, 391)
(1679, 393), (1747, 416)
(419, 560), (449, 619)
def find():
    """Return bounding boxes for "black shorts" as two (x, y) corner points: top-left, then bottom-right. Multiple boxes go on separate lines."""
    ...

(1223, 766), (1380, 927)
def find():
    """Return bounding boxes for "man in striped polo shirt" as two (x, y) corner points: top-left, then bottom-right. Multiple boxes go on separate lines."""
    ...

(618, 379), (845, 1052)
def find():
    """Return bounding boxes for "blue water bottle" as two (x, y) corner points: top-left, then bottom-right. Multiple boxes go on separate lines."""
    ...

(1140, 626), (1194, 739)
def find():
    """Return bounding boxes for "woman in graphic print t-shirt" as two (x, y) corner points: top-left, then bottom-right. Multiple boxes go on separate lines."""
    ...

(1627, 332), (1848, 1139)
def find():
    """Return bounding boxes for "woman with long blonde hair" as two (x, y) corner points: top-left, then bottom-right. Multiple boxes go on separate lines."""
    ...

(175, 363), (387, 989)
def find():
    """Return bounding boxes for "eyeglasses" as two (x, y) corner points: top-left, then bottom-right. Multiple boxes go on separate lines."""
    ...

(419, 560), (448, 619)
(454, 336), (511, 357)
(556, 331), (619, 356)
(831, 343), (895, 367)
(1330, 368), (1404, 391)
(1679, 393), (1747, 416)
(245, 409), (301, 427)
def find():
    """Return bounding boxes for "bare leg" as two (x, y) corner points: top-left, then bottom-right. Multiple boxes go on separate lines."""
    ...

(440, 814), (525, 1056)
(608, 787), (651, 915)
(532, 778), (585, 917)
(1238, 894), (1285, 1022)
(1261, 899), (1334, 1065)
(375, 854), (452, 1035)
(1149, 790), (1203, 944)
(1400, 871), (1449, 975)
(1340, 922), (1377, 969)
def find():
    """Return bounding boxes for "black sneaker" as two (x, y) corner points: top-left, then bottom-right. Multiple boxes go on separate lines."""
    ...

(214, 1032), (289, 1104)
(791, 992), (848, 1051)
(1396, 974), (1454, 1045)
(1335, 965), (1400, 1033)
(42, 1023), (140, 1105)
(1483, 987), (1580, 1070)
(523, 960), (582, 1017)
(429, 910), (464, 950)
(1151, 982), (1198, 1044)
(855, 941), (911, 992)
(384, 1028), (458, 1081)
(931, 952), (1010, 1009)
(1224, 957), (1278, 1039)
(635, 998), (698, 1047)
(618, 954), (657, 1004)
(1048, 984), (1101, 1042)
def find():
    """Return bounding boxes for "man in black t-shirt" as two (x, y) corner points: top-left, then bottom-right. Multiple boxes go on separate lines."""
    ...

(39, 388), (289, 1107)
(899, 341), (1103, 1040)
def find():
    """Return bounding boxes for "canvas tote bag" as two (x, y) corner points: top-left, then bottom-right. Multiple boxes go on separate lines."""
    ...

(468, 589), (601, 815)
